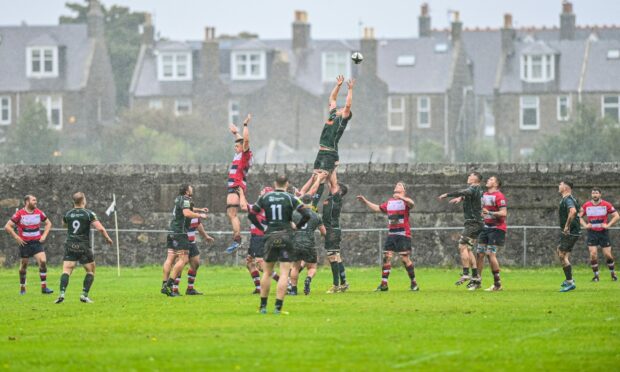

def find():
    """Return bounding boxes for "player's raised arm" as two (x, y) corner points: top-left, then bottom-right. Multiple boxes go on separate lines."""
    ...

(229, 123), (242, 141)
(342, 79), (354, 119)
(357, 195), (382, 213)
(394, 194), (415, 209)
(328, 75), (344, 110)
(92, 220), (113, 245)
(242, 114), (251, 152)
(183, 207), (207, 220)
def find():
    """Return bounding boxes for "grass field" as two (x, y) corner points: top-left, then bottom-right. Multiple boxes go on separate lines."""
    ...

(0, 265), (618, 371)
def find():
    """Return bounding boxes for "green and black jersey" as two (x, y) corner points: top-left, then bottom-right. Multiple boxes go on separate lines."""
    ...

(446, 184), (484, 222)
(318, 108), (352, 152)
(559, 194), (581, 236)
(323, 191), (343, 229)
(63, 208), (98, 243)
(254, 191), (303, 234)
(169, 195), (192, 234)
(293, 209), (323, 246)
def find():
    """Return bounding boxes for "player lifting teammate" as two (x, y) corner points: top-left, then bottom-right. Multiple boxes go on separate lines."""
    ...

(250, 175), (311, 314)
(55, 192), (113, 304)
(438, 172), (484, 286)
(580, 188), (619, 282)
(320, 172), (349, 293)
(226, 114), (253, 254)
(4, 195), (53, 295)
(358, 182), (418, 292)
(305, 76), (354, 210)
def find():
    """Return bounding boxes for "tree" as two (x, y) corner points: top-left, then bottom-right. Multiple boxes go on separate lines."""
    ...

(462, 139), (509, 163)
(60, 1), (145, 109)
(3, 102), (59, 164)
(532, 106), (620, 162)
(414, 140), (446, 163)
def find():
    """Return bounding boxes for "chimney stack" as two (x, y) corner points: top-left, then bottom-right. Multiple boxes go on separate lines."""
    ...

(201, 26), (219, 80)
(87, 0), (104, 39)
(560, 1), (576, 40)
(292, 10), (311, 50)
(418, 3), (431, 38)
(501, 13), (516, 55)
(450, 11), (462, 42)
(360, 27), (377, 76)
(141, 13), (154, 45)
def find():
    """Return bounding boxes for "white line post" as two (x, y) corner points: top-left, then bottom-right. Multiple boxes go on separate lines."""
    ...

(113, 193), (121, 277)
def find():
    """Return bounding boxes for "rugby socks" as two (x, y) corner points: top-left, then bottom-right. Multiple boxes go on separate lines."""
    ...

(260, 297), (268, 310)
(492, 270), (501, 287)
(275, 299), (284, 311)
(173, 276), (180, 293)
(330, 261), (340, 286)
(591, 259), (599, 277)
(291, 286), (298, 293)
(59, 273), (70, 295)
(607, 259), (615, 274)
(472, 268), (479, 278)
(250, 270), (261, 289)
(39, 266), (47, 289)
(312, 183), (325, 209)
(462, 267), (470, 276)
(381, 263), (391, 286)
(187, 269), (197, 290)
(82, 273), (94, 296)
(338, 262), (347, 285)
(405, 263), (416, 282)
(272, 272), (280, 282)
(19, 269), (27, 290)
(563, 265), (573, 282)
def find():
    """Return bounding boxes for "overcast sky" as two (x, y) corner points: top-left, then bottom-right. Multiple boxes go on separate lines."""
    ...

(2, 0), (620, 40)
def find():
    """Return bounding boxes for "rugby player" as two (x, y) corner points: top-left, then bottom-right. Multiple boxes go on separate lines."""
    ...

(185, 204), (215, 295)
(321, 172), (349, 293)
(556, 180), (581, 292)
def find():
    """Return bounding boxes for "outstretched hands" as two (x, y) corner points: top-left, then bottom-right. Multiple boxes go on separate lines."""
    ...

(347, 79), (355, 90)
(243, 114), (251, 126)
(229, 123), (239, 135)
(336, 75), (345, 86)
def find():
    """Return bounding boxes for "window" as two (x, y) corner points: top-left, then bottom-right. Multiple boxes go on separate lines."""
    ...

(417, 97), (431, 128)
(520, 148), (534, 158)
(557, 96), (570, 121)
(229, 100), (240, 124)
(36, 96), (63, 129)
(322, 52), (350, 82)
(231, 51), (266, 80)
(175, 99), (192, 116)
(396, 55), (415, 67)
(520, 96), (539, 130)
(434, 43), (448, 53)
(520, 54), (555, 83)
(602, 95), (620, 122)
(0, 96), (10, 125)
(387, 96), (405, 131)
(157, 52), (192, 81)
(148, 99), (163, 110)
(607, 49), (620, 60)
(26, 47), (58, 77)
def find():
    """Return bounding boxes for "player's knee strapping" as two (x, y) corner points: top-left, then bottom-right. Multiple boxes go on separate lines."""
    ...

(459, 236), (474, 247)
(226, 204), (240, 210)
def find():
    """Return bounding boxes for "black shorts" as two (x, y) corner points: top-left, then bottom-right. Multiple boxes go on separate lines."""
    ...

(294, 242), (318, 264)
(63, 242), (94, 264)
(248, 235), (265, 258)
(325, 228), (342, 254)
(227, 186), (241, 195)
(19, 240), (45, 258)
(558, 233), (580, 252)
(313, 150), (339, 172)
(264, 230), (294, 263)
(461, 220), (484, 242)
(478, 228), (506, 247)
(384, 235), (412, 253)
(586, 230), (611, 248)
(167, 234), (190, 251)
(188, 242), (200, 258)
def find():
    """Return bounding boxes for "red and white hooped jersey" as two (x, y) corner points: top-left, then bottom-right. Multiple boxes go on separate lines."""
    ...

(248, 204), (266, 237)
(187, 217), (201, 242)
(481, 191), (507, 231)
(582, 199), (617, 232)
(379, 198), (412, 238)
(10, 208), (47, 241)
(228, 149), (253, 191)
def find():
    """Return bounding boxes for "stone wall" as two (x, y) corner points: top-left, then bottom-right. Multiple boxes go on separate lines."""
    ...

(1, 163), (619, 267)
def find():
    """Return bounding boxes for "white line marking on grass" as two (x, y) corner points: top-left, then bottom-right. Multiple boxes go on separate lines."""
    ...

(514, 328), (559, 342)
(392, 351), (462, 368)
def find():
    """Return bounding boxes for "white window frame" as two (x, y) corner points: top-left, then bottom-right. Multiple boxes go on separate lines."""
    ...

(557, 95), (570, 121)
(229, 100), (240, 124)
(148, 99), (163, 110)
(0, 96), (11, 125)
(321, 51), (351, 83)
(520, 54), (555, 83)
(26, 46), (59, 78)
(387, 96), (405, 131)
(174, 99), (192, 116)
(417, 96), (431, 128)
(36, 95), (63, 130)
(519, 96), (540, 130)
(157, 52), (192, 81)
(231, 51), (266, 81)
(602, 95), (620, 122)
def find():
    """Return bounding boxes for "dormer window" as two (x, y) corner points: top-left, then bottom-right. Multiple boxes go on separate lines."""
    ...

(521, 54), (555, 83)
(322, 52), (350, 82)
(231, 51), (266, 80)
(157, 52), (192, 81)
(26, 47), (58, 78)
